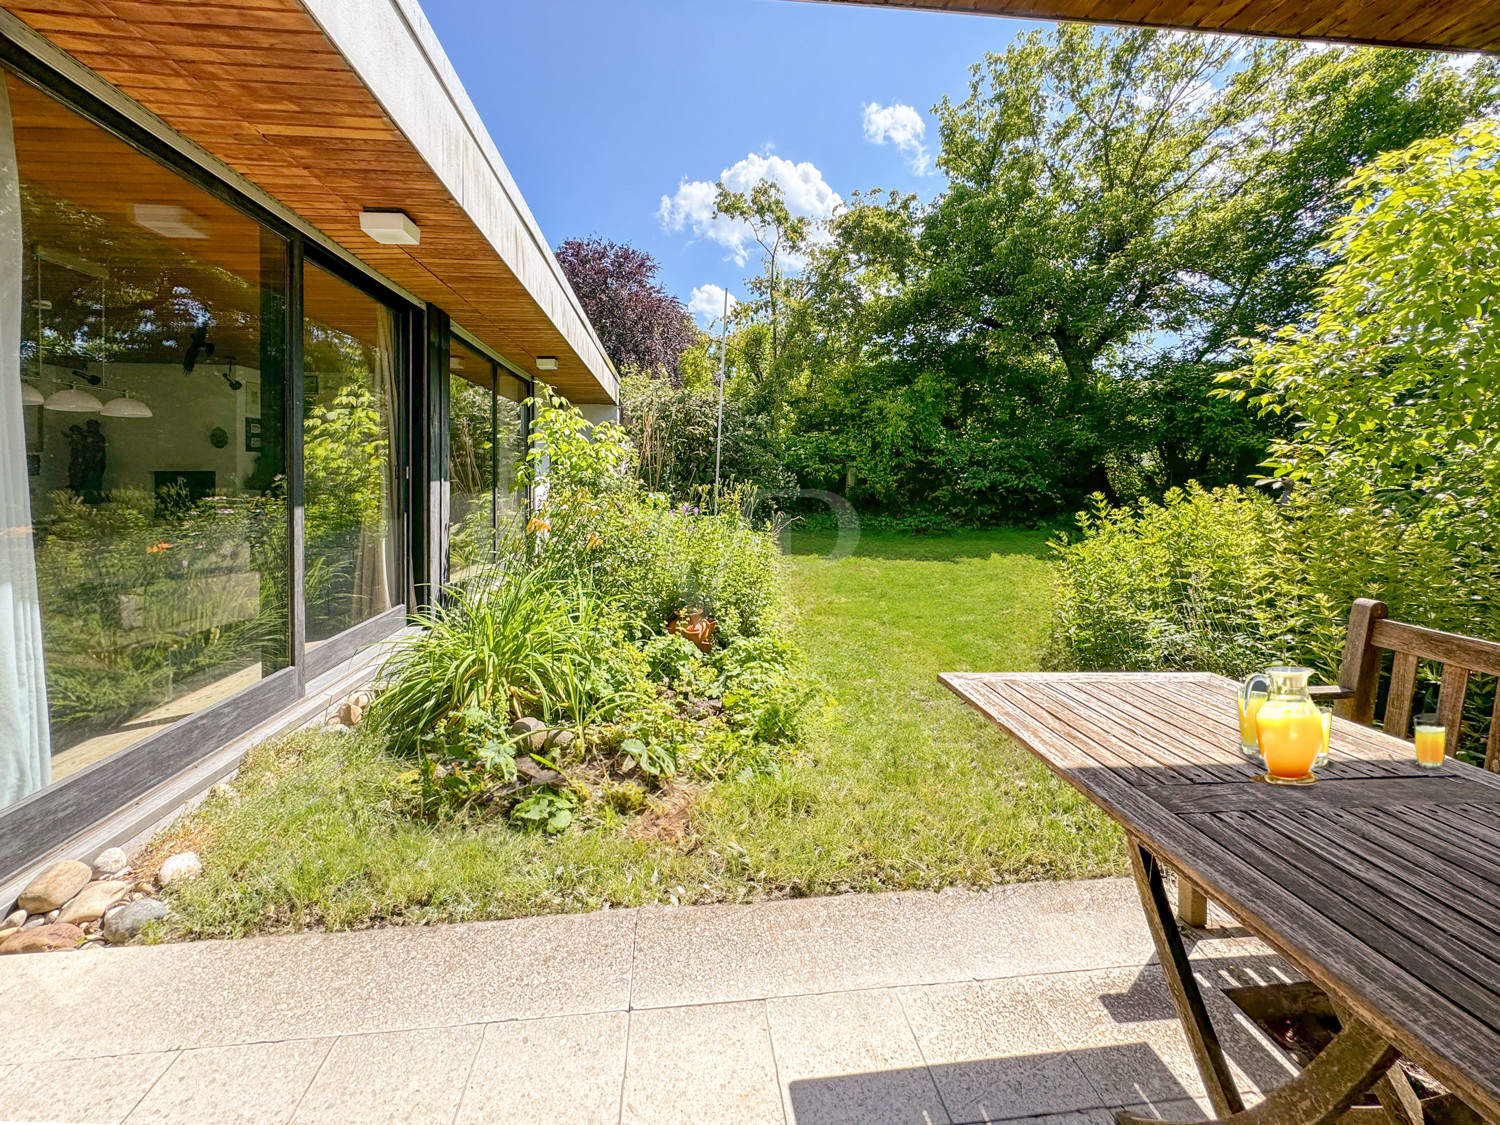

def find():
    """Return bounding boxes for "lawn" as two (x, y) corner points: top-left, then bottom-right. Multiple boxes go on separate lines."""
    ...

(157, 528), (1124, 939)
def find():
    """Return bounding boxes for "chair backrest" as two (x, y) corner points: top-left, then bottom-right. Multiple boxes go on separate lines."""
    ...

(1335, 598), (1500, 771)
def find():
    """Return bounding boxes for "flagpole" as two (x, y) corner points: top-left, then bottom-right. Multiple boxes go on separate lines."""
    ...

(713, 288), (728, 514)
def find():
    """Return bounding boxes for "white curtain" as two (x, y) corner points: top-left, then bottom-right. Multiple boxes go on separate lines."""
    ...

(352, 306), (399, 618)
(0, 77), (51, 806)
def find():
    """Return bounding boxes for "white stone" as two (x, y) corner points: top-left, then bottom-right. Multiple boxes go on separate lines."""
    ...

(158, 853), (203, 885)
(93, 847), (129, 878)
(2, 909), (25, 930)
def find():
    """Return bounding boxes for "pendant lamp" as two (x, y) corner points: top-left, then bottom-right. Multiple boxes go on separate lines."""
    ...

(20, 382), (44, 406)
(101, 394), (153, 418)
(45, 385), (103, 412)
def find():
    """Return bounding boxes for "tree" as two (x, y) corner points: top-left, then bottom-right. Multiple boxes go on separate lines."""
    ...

(554, 238), (696, 382)
(777, 30), (1497, 517)
(713, 180), (810, 374)
(1241, 119), (1500, 509)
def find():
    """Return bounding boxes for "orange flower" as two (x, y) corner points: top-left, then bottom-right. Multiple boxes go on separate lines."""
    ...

(526, 516), (551, 534)
(147, 541), (172, 553)
(587, 532), (603, 548)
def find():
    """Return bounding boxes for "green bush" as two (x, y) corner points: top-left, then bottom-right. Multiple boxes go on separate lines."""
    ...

(591, 495), (786, 644)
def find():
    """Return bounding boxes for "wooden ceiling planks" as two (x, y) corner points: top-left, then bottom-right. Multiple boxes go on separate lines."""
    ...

(786, 0), (1500, 51)
(1, 0), (613, 401)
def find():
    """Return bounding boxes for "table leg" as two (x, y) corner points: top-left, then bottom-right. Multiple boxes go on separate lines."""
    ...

(1115, 1015), (1400, 1125)
(1129, 841), (1244, 1119)
(1178, 876), (1210, 928)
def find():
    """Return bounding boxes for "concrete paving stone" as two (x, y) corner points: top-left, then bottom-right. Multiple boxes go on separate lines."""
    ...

(1023, 966), (1295, 1108)
(0, 1050), (177, 1124)
(455, 1011), (628, 1125)
(632, 879), (1152, 1009)
(290, 1025), (485, 1124)
(125, 1039), (332, 1125)
(0, 908), (637, 1062)
(769, 988), (950, 1125)
(621, 1001), (783, 1125)
(899, 979), (1102, 1122)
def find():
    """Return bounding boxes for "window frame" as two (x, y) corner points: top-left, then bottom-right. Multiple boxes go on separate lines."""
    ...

(0, 40), (427, 880)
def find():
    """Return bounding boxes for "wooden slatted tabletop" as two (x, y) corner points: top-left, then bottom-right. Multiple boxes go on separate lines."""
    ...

(942, 671), (1500, 1125)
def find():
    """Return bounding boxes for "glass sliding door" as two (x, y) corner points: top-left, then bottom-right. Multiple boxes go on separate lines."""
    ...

(446, 334), (527, 580)
(301, 263), (402, 643)
(0, 69), (290, 807)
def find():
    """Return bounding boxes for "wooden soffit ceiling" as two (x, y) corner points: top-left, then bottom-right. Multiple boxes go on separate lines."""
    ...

(1, 0), (619, 403)
(790, 1), (1500, 53)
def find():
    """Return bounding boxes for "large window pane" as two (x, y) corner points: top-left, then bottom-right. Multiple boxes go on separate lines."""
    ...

(0, 71), (290, 806)
(302, 263), (401, 642)
(447, 336), (525, 579)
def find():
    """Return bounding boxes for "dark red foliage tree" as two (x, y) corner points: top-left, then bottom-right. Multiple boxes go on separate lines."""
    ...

(555, 237), (696, 383)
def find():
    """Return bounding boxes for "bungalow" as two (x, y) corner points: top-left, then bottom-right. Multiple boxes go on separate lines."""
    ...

(0, 0), (617, 885)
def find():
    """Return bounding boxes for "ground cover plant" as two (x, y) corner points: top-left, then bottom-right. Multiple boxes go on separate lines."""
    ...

(152, 524), (1120, 937)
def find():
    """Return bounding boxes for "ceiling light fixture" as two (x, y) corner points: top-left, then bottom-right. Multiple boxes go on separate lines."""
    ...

(45, 385), (103, 412)
(535, 356), (558, 371)
(360, 210), (421, 246)
(101, 394), (153, 418)
(21, 382), (44, 406)
(129, 203), (209, 239)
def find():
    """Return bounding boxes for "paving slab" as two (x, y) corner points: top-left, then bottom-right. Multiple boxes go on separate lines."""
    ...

(769, 988), (951, 1125)
(631, 878), (1153, 1009)
(1024, 965), (1296, 1106)
(0, 909), (637, 1062)
(292, 1025), (485, 1125)
(0, 1050), (177, 1124)
(621, 1001), (783, 1125)
(900, 978), (1102, 1122)
(454, 1011), (629, 1125)
(125, 1039), (332, 1125)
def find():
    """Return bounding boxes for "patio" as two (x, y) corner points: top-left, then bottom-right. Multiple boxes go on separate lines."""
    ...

(0, 877), (1303, 1125)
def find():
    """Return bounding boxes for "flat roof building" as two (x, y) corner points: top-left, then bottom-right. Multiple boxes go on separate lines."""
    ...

(0, 0), (616, 884)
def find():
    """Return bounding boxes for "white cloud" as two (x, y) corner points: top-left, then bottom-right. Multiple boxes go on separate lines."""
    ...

(658, 151), (843, 266)
(688, 284), (739, 328)
(862, 102), (931, 174)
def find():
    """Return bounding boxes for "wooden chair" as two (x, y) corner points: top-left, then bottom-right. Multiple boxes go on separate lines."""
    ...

(1327, 598), (1500, 772)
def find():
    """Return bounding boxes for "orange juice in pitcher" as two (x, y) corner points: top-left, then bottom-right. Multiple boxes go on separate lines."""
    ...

(1252, 667), (1322, 785)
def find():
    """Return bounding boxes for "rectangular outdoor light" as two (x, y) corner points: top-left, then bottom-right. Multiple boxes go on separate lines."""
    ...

(360, 209), (421, 245)
(535, 356), (559, 371)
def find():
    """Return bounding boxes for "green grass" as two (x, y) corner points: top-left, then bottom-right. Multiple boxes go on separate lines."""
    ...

(158, 528), (1124, 939)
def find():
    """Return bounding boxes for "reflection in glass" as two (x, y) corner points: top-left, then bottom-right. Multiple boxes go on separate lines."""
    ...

(447, 337), (525, 578)
(0, 70), (290, 804)
(302, 264), (401, 641)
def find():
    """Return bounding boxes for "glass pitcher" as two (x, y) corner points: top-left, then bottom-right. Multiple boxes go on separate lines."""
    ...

(1236, 671), (1270, 758)
(1251, 667), (1323, 783)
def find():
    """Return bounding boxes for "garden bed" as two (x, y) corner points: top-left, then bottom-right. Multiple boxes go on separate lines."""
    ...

(145, 524), (1122, 940)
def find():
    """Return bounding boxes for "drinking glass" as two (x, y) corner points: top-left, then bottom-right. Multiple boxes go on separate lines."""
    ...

(1414, 723), (1446, 769)
(1314, 704), (1333, 769)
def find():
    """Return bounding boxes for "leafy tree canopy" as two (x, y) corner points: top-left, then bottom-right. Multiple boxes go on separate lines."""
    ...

(555, 238), (696, 383)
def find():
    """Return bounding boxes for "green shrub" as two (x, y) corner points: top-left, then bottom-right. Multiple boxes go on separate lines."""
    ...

(368, 565), (635, 757)
(591, 496), (786, 643)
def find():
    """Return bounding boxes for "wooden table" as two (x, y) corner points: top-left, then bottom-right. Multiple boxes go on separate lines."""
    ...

(941, 671), (1500, 1125)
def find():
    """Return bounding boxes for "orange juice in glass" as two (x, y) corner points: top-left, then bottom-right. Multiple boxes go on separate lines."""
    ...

(1236, 673), (1270, 759)
(1253, 667), (1322, 785)
(1414, 724), (1446, 769)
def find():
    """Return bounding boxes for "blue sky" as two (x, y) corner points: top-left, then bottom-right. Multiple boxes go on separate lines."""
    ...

(422, 0), (1037, 324)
